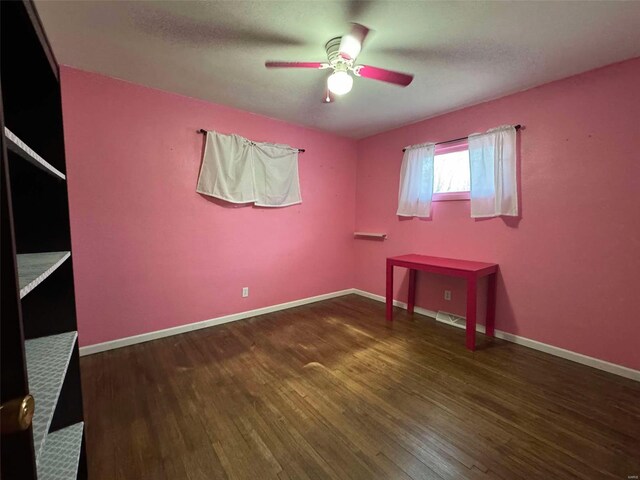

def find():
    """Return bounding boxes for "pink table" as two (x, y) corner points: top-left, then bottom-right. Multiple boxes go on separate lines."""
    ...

(386, 254), (498, 351)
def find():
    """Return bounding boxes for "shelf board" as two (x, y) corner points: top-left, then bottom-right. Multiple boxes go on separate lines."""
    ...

(37, 422), (84, 480)
(24, 331), (78, 464)
(354, 232), (387, 240)
(4, 127), (66, 180)
(17, 251), (70, 299)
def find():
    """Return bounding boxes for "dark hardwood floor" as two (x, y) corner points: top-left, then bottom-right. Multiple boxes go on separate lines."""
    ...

(80, 294), (640, 479)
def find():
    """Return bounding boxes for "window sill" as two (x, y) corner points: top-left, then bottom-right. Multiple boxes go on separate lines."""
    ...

(432, 192), (470, 202)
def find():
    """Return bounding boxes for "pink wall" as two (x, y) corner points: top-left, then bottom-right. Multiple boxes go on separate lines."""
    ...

(355, 58), (640, 371)
(62, 60), (640, 372)
(60, 67), (357, 347)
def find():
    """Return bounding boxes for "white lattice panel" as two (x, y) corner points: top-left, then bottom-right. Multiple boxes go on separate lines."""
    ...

(17, 252), (70, 299)
(38, 422), (84, 480)
(4, 127), (66, 180)
(25, 332), (77, 463)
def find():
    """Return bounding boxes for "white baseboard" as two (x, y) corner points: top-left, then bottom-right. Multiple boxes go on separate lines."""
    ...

(491, 331), (640, 382)
(352, 288), (437, 317)
(352, 289), (640, 382)
(79, 289), (357, 356)
(79, 287), (639, 382)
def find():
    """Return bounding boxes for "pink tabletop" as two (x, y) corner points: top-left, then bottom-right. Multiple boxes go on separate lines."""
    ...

(388, 254), (497, 273)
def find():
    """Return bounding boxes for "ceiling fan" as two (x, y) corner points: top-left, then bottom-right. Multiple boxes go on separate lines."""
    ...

(265, 24), (414, 103)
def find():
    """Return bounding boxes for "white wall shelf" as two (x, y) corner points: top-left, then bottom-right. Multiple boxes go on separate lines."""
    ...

(4, 127), (66, 180)
(354, 232), (387, 240)
(17, 251), (71, 299)
(37, 422), (84, 480)
(24, 331), (78, 464)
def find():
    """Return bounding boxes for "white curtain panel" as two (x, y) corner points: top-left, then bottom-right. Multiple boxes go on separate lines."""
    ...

(196, 131), (301, 207)
(252, 142), (301, 207)
(468, 125), (518, 218)
(397, 143), (436, 217)
(196, 132), (255, 203)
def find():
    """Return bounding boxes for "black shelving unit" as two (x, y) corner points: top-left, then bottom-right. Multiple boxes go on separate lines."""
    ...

(1, 1), (88, 478)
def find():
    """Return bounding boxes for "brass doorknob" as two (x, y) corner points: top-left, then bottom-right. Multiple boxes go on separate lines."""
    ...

(1, 394), (35, 434)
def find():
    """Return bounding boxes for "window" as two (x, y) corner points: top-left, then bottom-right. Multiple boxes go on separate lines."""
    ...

(433, 143), (470, 201)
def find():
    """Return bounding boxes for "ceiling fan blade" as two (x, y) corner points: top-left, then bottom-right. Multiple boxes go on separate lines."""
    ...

(345, 0), (374, 19)
(355, 65), (414, 86)
(265, 61), (325, 69)
(338, 23), (370, 61)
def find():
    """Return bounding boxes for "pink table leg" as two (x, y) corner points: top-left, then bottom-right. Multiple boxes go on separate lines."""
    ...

(466, 276), (477, 351)
(386, 260), (394, 321)
(486, 273), (497, 337)
(407, 269), (416, 315)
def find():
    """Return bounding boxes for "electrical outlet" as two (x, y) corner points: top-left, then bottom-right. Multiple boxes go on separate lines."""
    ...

(444, 290), (452, 301)
(242, 287), (249, 298)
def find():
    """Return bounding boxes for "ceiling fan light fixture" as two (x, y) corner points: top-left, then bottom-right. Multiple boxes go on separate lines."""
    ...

(327, 71), (353, 95)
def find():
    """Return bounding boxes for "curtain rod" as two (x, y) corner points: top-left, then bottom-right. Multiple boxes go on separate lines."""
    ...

(402, 124), (522, 152)
(197, 129), (306, 153)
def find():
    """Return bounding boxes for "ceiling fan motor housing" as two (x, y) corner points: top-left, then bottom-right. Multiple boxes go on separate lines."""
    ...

(325, 37), (346, 66)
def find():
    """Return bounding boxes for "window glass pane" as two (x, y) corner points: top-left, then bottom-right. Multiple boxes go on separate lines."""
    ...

(434, 150), (470, 193)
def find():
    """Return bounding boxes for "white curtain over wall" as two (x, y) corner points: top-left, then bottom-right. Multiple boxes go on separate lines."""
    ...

(468, 125), (518, 218)
(196, 131), (301, 207)
(251, 142), (301, 207)
(397, 143), (436, 217)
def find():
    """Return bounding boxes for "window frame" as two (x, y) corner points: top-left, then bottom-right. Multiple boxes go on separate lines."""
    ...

(432, 141), (471, 202)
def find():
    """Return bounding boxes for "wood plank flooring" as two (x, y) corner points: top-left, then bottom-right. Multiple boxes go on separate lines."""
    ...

(80, 295), (640, 479)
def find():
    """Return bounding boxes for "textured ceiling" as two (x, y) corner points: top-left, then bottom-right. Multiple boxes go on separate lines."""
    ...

(35, 1), (640, 138)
